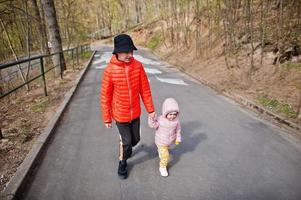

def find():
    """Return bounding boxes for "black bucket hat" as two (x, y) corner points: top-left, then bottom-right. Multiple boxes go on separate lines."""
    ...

(112, 34), (137, 54)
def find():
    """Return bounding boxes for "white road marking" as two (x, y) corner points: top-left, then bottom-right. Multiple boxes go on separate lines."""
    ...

(93, 52), (112, 63)
(93, 52), (112, 69)
(155, 76), (188, 85)
(144, 68), (162, 74)
(134, 55), (161, 65)
(98, 52), (112, 64)
(95, 65), (106, 69)
(93, 60), (103, 65)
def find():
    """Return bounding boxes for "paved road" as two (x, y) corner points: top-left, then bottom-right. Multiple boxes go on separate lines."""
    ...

(22, 45), (301, 200)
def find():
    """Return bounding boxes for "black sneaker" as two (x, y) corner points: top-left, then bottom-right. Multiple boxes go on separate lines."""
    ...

(118, 160), (127, 179)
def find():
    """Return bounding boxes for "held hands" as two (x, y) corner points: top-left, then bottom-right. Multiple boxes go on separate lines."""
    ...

(104, 123), (112, 128)
(149, 112), (156, 119)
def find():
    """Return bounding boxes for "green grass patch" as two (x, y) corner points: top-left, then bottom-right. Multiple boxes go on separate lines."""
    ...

(63, 50), (92, 60)
(283, 62), (301, 71)
(80, 51), (93, 59)
(257, 95), (297, 118)
(146, 32), (163, 50)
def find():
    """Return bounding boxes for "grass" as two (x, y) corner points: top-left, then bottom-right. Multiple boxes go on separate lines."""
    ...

(30, 97), (50, 113)
(63, 50), (92, 61)
(283, 62), (301, 71)
(80, 51), (93, 59)
(146, 32), (163, 50)
(257, 95), (297, 118)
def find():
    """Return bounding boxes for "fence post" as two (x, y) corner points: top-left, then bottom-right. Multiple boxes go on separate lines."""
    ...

(76, 47), (79, 65)
(72, 48), (74, 70)
(59, 52), (63, 79)
(40, 57), (48, 96)
(0, 128), (3, 140)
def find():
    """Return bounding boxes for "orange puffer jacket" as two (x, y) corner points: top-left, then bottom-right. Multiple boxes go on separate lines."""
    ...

(101, 55), (155, 123)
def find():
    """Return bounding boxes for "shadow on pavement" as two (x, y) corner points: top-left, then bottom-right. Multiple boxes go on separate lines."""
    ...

(169, 121), (207, 168)
(127, 143), (158, 174)
(127, 121), (207, 174)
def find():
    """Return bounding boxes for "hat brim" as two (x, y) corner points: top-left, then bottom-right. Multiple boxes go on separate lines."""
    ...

(113, 45), (137, 54)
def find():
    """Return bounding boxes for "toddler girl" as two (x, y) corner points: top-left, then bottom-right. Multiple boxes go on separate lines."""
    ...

(148, 98), (182, 177)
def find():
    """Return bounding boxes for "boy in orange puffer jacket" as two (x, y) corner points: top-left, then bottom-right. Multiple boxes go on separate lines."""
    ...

(101, 34), (156, 179)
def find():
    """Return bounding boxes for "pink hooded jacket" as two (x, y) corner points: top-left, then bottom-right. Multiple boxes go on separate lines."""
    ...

(148, 98), (182, 146)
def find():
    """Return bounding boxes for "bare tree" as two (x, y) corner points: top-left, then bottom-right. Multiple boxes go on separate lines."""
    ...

(134, 0), (142, 24)
(24, 0), (32, 89)
(195, 0), (201, 57)
(246, 0), (254, 70)
(117, 0), (130, 30)
(259, 0), (268, 66)
(275, 0), (283, 72)
(30, 0), (49, 54)
(40, 0), (66, 75)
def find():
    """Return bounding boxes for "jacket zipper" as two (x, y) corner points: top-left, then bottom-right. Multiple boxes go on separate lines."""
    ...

(125, 66), (133, 121)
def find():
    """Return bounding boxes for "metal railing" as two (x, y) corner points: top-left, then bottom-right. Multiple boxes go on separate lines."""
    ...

(0, 44), (91, 99)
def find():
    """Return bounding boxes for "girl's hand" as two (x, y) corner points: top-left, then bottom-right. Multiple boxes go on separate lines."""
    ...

(149, 112), (156, 119)
(175, 141), (181, 145)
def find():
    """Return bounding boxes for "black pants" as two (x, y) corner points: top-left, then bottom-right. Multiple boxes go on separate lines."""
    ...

(116, 118), (140, 161)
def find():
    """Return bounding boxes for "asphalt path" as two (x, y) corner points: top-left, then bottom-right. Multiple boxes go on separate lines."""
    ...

(22, 45), (301, 200)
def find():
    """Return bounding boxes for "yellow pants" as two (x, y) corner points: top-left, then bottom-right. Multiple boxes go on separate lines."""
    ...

(157, 145), (169, 167)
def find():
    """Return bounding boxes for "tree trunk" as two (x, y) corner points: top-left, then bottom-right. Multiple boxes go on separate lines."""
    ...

(117, 0), (129, 30)
(207, 0), (212, 56)
(195, 0), (201, 57)
(106, 2), (113, 36)
(247, 0), (255, 70)
(260, 0), (265, 66)
(275, 0), (283, 72)
(100, 2), (106, 29)
(41, 0), (66, 75)
(30, 0), (49, 55)
(222, 18), (230, 69)
(135, 0), (141, 24)
(24, 0), (32, 88)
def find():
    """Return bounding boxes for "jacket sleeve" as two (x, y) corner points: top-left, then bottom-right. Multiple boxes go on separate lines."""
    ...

(139, 65), (155, 113)
(100, 66), (113, 123)
(176, 122), (182, 142)
(148, 114), (159, 129)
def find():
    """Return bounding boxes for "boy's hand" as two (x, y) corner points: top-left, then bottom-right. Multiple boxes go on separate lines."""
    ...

(104, 123), (112, 128)
(175, 141), (181, 145)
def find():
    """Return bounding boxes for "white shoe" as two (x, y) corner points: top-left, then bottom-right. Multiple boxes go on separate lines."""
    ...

(159, 167), (168, 177)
